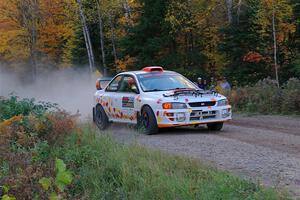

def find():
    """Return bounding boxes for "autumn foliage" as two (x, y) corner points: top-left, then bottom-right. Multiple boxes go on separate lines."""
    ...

(243, 52), (264, 63)
(0, 0), (77, 68)
(1, 0), (299, 85)
(0, 96), (77, 199)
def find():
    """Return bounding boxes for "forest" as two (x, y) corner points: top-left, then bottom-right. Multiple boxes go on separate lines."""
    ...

(0, 0), (299, 86)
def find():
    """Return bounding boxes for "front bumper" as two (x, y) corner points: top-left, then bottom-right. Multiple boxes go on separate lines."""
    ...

(155, 105), (232, 128)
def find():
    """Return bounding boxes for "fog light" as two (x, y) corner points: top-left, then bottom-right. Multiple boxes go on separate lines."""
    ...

(176, 113), (186, 122)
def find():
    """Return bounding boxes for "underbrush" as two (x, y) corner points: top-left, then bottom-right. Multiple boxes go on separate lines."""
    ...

(0, 96), (77, 199)
(0, 96), (290, 199)
(226, 78), (300, 115)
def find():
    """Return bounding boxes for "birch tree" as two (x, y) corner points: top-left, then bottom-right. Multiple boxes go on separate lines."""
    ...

(76, 0), (95, 73)
(263, 0), (295, 86)
(108, 10), (118, 63)
(236, 0), (242, 24)
(272, 1), (279, 87)
(96, 0), (107, 76)
(122, 0), (133, 26)
(7, 0), (40, 81)
(225, 0), (233, 24)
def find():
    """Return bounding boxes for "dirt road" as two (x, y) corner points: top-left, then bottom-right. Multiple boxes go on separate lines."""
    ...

(108, 114), (300, 198)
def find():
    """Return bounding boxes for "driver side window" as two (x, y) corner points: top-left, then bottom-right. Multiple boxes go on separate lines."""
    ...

(118, 76), (139, 93)
(106, 76), (123, 92)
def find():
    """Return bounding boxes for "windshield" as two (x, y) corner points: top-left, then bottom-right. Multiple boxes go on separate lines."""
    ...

(137, 72), (197, 92)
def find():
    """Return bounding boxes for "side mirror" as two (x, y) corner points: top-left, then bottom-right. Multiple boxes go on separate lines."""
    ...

(96, 79), (102, 90)
(131, 85), (139, 94)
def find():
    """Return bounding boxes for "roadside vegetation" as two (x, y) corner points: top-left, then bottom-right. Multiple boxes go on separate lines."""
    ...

(227, 78), (300, 115)
(0, 96), (290, 199)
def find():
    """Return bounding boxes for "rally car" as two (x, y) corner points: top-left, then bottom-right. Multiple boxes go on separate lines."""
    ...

(93, 66), (232, 134)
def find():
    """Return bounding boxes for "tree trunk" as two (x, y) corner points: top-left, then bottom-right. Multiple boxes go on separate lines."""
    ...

(237, 0), (242, 24)
(225, 0), (233, 24)
(122, 0), (132, 25)
(96, 1), (107, 76)
(81, 25), (93, 71)
(272, 4), (280, 88)
(18, 0), (39, 81)
(108, 11), (118, 63)
(30, 0), (38, 81)
(76, 0), (95, 73)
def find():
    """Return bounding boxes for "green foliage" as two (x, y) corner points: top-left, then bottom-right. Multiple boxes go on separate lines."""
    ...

(54, 158), (73, 192)
(49, 192), (60, 200)
(123, 0), (172, 68)
(55, 158), (67, 172)
(31, 141), (51, 163)
(38, 158), (73, 199)
(53, 126), (288, 200)
(39, 177), (52, 191)
(0, 186), (15, 200)
(0, 95), (58, 122)
(1, 195), (16, 200)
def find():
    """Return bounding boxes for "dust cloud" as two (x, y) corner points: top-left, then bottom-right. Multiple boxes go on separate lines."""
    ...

(0, 66), (99, 119)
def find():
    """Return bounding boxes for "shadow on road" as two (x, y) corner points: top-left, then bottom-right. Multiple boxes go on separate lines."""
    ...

(109, 123), (229, 136)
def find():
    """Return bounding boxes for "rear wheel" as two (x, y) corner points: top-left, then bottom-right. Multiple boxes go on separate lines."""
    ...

(139, 106), (158, 135)
(95, 105), (109, 130)
(207, 122), (223, 131)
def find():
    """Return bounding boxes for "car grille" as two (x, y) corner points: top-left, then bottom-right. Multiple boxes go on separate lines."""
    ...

(188, 101), (216, 107)
(190, 111), (217, 121)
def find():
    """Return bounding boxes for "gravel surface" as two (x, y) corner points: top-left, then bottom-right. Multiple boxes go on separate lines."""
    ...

(108, 115), (300, 198)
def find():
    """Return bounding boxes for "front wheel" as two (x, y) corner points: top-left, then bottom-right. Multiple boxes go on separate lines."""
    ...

(207, 122), (223, 131)
(139, 106), (158, 135)
(95, 105), (109, 130)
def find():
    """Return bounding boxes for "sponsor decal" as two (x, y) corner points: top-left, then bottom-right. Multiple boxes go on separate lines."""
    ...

(122, 96), (134, 108)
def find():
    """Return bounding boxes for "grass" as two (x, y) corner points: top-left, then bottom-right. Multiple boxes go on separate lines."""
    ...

(52, 125), (289, 200)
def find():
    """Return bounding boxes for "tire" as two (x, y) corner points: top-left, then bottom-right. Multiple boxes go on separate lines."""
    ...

(207, 122), (223, 131)
(95, 105), (109, 130)
(139, 106), (158, 135)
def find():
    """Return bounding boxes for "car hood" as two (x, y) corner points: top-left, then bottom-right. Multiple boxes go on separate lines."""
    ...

(144, 90), (226, 103)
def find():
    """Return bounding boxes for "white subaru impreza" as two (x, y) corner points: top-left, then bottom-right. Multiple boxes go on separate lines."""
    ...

(93, 66), (232, 134)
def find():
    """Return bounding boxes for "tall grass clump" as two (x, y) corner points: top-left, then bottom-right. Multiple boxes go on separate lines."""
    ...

(227, 78), (300, 115)
(54, 126), (288, 200)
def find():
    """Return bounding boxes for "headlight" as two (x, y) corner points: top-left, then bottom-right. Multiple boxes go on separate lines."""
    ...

(217, 99), (228, 106)
(162, 102), (187, 109)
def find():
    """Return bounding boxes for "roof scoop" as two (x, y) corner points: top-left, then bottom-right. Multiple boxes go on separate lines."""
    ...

(142, 66), (164, 72)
